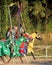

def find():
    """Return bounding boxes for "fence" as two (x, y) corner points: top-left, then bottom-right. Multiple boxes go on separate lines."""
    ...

(34, 46), (52, 59)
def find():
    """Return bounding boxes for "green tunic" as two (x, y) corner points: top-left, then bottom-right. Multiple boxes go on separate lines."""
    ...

(0, 36), (27, 57)
(15, 36), (27, 47)
(0, 41), (10, 56)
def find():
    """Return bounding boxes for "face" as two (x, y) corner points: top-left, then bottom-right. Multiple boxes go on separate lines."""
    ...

(10, 28), (12, 32)
(36, 33), (42, 40)
(14, 26), (18, 32)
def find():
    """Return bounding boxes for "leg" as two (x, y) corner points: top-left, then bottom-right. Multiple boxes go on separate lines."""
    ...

(31, 52), (36, 59)
(1, 56), (11, 63)
(19, 56), (23, 63)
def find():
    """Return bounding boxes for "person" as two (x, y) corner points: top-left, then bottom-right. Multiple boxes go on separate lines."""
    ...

(14, 26), (19, 39)
(1, 37), (6, 42)
(6, 27), (12, 39)
(19, 42), (27, 56)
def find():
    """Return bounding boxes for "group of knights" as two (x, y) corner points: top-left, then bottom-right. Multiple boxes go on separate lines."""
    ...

(5, 24), (32, 56)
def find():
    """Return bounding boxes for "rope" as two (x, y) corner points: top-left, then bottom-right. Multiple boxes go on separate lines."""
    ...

(8, 6), (12, 29)
(20, 12), (26, 31)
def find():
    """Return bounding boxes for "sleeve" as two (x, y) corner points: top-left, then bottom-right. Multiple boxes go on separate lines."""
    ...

(7, 32), (10, 37)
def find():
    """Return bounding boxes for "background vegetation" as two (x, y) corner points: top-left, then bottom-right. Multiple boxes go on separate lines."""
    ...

(0, 0), (52, 42)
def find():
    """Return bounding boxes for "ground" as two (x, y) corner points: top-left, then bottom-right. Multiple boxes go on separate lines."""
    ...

(0, 56), (52, 65)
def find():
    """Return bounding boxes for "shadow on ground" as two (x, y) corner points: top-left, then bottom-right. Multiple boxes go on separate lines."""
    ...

(30, 60), (52, 65)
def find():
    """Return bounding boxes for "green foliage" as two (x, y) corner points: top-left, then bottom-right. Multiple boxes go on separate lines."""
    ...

(46, 17), (52, 32)
(21, 4), (35, 33)
(1, 0), (9, 37)
(37, 20), (42, 32)
(42, 0), (47, 4)
(40, 11), (45, 17)
(33, 1), (45, 17)
(7, 0), (13, 4)
(0, 0), (52, 38)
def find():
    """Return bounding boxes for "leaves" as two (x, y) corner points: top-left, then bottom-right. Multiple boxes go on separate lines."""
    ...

(0, 0), (52, 38)
(33, 1), (46, 17)
(42, 0), (47, 4)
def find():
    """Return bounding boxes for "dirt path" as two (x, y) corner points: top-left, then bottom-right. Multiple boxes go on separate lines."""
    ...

(0, 56), (52, 65)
